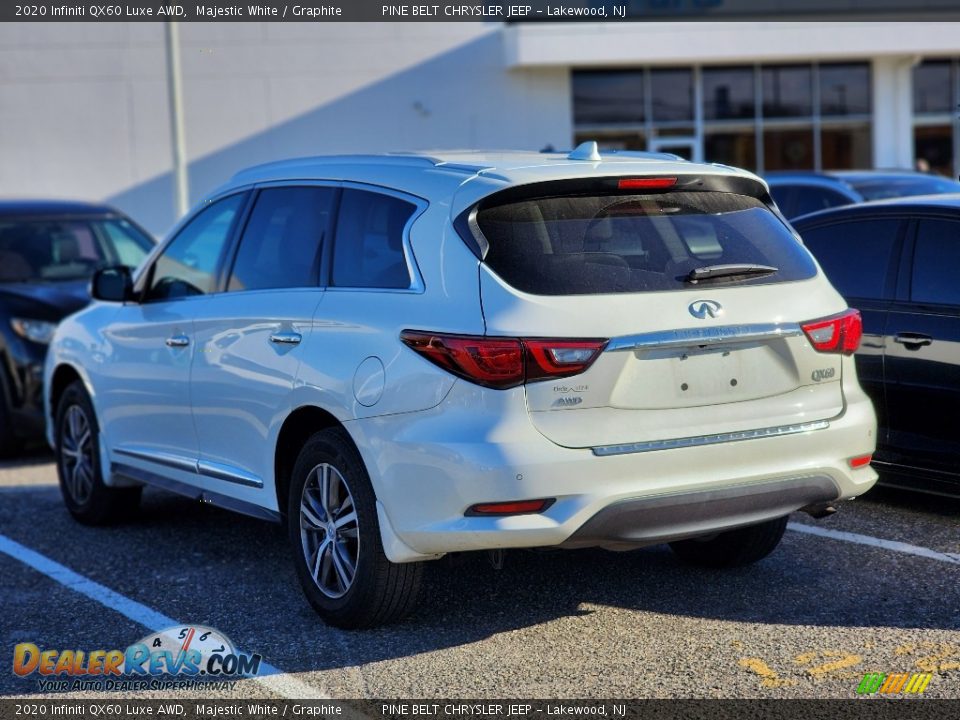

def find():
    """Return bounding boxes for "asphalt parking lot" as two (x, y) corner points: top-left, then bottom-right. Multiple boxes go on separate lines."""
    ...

(2, 450), (959, 700)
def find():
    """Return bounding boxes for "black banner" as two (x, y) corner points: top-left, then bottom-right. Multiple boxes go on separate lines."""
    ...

(1, 700), (959, 720)
(5, 0), (960, 23)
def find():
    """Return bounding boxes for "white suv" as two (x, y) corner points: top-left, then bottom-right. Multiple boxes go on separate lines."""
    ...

(45, 144), (878, 628)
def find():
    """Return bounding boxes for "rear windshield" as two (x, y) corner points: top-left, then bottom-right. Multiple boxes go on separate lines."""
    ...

(475, 191), (817, 295)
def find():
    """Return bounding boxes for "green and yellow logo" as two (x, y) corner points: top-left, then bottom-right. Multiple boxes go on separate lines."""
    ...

(856, 672), (932, 695)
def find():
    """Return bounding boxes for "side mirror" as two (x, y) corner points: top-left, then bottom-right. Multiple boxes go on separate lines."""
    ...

(91, 266), (134, 303)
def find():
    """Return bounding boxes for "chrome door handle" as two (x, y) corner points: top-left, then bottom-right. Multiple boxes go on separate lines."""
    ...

(165, 335), (190, 348)
(269, 332), (302, 345)
(893, 333), (932, 349)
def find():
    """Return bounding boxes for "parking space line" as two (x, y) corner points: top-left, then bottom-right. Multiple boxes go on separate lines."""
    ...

(788, 522), (960, 565)
(0, 533), (329, 699)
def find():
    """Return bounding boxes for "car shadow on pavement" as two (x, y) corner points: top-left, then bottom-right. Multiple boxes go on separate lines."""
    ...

(0, 446), (54, 470)
(1, 481), (958, 691)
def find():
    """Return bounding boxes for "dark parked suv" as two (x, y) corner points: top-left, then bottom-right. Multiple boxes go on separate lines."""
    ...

(0, 200), (153, 454)
(793, 195), (960, 496)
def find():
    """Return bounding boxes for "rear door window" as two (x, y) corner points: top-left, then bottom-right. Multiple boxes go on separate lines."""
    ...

(911, 219), (960, 306)
(228, 186), (335, 292)
(475, 191), (817, 295)
(799, 218), (901, 301)
(331, 189), (416, 289)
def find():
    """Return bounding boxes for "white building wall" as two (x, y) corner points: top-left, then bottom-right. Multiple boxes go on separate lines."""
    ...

(2, 21), (957, 235)
(0, 23), (571, 234)
(872, 56), (919, 170)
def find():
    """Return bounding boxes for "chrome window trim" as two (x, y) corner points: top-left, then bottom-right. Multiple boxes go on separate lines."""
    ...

(592, 420), (831, 457)
(606, 322), (803, 352)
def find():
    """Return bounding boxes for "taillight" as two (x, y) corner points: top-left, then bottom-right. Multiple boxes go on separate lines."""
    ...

(400, 331), (607, 389)
(524, 339), (608, 382)
(800, 309), (862, 355)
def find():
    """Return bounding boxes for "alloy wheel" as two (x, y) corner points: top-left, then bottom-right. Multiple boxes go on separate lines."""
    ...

(299, 463), (360, 598)
(60, 405), (95, 506)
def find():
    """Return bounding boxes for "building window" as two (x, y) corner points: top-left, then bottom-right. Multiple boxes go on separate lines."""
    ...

(703, 67), (755, 120)
(819, 63), (871, 116)
(821, 124), (873, 169)
(761, 65), (812, 118)
(573, 62), (873, 173)
(650, 68), (694, 123)
(572, 70), (645, 126)
(912, 59), (958, 177)
(763, 128), (815, 170)
(704, 129), (756, 169)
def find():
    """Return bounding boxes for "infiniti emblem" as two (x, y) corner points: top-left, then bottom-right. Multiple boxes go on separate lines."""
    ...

(689, 300), (723, 320)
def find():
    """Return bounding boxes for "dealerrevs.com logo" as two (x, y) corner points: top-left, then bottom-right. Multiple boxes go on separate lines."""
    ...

(13, 625), (263, 692)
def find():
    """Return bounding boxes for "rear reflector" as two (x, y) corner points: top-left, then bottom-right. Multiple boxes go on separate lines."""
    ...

(849, 454), (873, 469)
(466, 499), (554, 516)
(401, 331), (607, 389)
(618, 177), (677, 190)
(801, 309), (862, 355)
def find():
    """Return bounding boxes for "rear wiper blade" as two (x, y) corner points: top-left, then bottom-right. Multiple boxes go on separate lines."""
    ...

(686, 264), (778, 284)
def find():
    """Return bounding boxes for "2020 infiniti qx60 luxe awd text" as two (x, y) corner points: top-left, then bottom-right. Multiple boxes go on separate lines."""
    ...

(45, 144), (878, 628)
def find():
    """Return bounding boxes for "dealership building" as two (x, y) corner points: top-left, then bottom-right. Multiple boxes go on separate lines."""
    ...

(2, 12), (960, 233)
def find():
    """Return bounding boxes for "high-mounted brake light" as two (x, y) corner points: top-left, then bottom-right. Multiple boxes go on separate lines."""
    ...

(618, 177), (677, 190)
(400, 332), (607, 389)
(800, 309), (862, 355)
(466, 499), (555, 516)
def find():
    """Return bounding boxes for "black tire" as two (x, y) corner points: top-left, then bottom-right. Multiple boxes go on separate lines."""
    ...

(669, 515), (789, 568)
(54, 381), (141, 525)
(287, 427), (422, 629)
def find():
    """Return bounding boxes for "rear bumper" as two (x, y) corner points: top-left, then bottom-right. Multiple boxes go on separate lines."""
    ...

(560, 474), (839, 549)
(348, 378), (877, 561)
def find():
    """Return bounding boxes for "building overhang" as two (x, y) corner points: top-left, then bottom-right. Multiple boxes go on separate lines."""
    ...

(504, 21), (960, 69)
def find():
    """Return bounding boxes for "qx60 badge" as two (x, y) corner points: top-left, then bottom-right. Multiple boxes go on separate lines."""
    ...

(689, 300), (723, 320)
